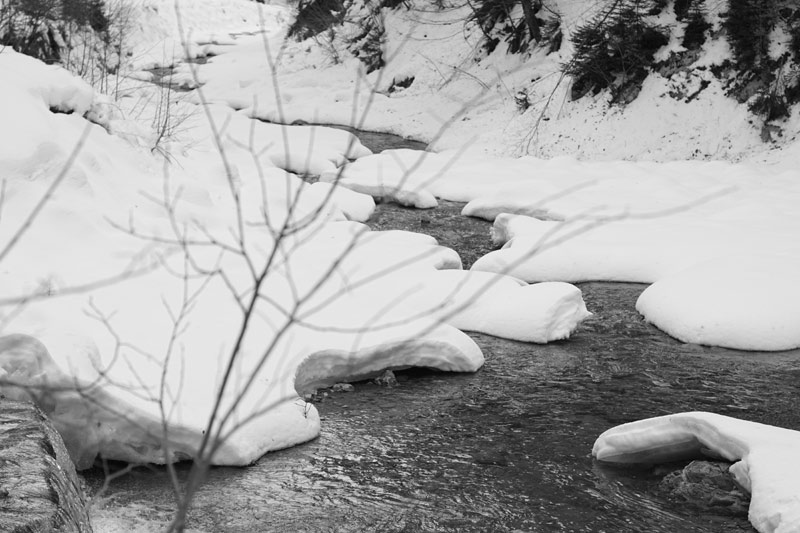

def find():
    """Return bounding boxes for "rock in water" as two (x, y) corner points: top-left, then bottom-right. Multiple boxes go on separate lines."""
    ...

(0, 399), (93, 532)
(659, 460), (750, 517)
(373, 370), (398, 387)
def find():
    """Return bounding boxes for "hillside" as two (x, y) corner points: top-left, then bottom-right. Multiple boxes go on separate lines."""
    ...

(281, 0), (800, 163)
(5, 0), (798, 164)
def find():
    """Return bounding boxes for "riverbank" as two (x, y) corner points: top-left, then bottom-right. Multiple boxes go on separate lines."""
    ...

(87, 270), (796, 531)
(132, 0), (800, 167)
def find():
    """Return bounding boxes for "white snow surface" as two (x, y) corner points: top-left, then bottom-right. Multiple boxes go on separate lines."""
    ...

(0, 47), (590, 468)
(155, 0), (800, 164)
(636, 255), (800, 351)
(331, 149), (800, 280)
(593, 412), (800, 533)
(324, 149), (800, 351)
(122, 0), (288, 70)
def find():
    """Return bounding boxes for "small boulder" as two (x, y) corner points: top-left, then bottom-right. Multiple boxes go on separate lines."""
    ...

(332, 383), (355, 392)
(373, 370), (398, 387)
(659, 460), (750, 517)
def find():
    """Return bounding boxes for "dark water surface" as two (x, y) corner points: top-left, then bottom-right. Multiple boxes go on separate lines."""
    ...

(84, 131), (800, 532)
(327, 125), (428, 153)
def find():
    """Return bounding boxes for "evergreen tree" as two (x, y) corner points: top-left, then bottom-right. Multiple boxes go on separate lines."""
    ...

(723, 0), (776, 68)
(682, 0), (709, 49)
(564, 0), (668, 102)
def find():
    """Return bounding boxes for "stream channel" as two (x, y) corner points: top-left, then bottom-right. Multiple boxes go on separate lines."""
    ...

(85, 129), (800, 532)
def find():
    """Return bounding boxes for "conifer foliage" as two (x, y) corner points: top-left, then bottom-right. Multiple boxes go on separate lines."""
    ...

(468, 0), (554, 54)
(721, 0), (800, 122)
(563, 0), (668, 103)
(289, 0), (390, 73)
(680, 0), (709, 50)
(722, 0), (776, 69)
(0, 0), (109, 63)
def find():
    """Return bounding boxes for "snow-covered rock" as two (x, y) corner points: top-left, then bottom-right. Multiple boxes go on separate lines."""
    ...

(593, 412), (800, 533)
(0, 49), (591, 469)
(636, 255), (800, 351)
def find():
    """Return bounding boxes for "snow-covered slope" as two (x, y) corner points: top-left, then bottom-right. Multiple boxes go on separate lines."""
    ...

(144, 0), (800, 166)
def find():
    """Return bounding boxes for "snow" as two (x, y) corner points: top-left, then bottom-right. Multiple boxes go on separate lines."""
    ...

(0, 50), (96, 115)
(155, 0), (794, 163)
(122, 0), (287, 70)
(593, 412), (800, 533)
(636, 255), (800, 351)
(0, 50), (110, 161)
(329, 150), (800, 286)
(326, 147), (800, 350)
(0, 41), (590, 469)
(3, 5), (800, 533)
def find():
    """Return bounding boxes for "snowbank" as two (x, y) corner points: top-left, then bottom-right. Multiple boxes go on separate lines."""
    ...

(636, 255), (800, 351)
(0, 50), (590, 468)
(0, 49), (109, 161)
(593, 412), (800, 533)
(328, 150), (800, 284)
(470, 213), (800, 284)
(324, 147), (800, 351)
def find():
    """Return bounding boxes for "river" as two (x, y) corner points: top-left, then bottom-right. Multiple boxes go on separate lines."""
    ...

(84, 130), (800, 533)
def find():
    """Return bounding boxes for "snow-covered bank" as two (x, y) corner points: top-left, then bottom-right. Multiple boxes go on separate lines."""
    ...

(151, 0), (800, 166)
(324, 148), (800, 350)
(594, 412), (800, 533)
(0, 46), (591, 468)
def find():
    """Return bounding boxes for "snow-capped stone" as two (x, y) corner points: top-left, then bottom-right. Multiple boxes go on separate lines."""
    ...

(593, 412), (800, 533)
(636, 255), (800, 351)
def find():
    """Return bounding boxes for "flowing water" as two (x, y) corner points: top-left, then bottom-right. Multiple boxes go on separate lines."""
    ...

(84, 130), (800, 532)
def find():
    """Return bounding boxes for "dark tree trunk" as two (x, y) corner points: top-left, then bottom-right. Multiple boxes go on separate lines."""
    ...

(520, 0), (542, 42)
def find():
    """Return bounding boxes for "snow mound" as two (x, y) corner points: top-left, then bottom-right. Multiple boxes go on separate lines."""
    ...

(330, 152), (800, 283)
(0, 52), (590, 469)
(309, 182), (376, 221)
(299, 270), (591, 348)
(471, 182), (800, 283)
(0, 49), (111, 161)
(0, 332), (320, 469)
(319, 149), (447, 208)
(593, 412), (800, 533)
(0, 49), (95, 115)
(636, 255), (800, 351)
(424, 274), (591, 342)
(295, 326), (482, 394)
(166, 103), (372, 178)
(472, 215), (685, 283)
